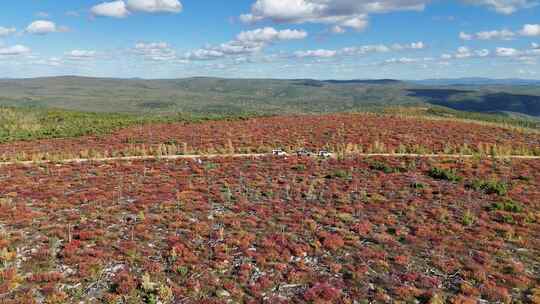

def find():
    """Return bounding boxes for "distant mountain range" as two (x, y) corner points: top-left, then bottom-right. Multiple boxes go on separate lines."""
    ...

(0, 76), (539, 118)
(411, 78), (540, 86)
(3, 76), (539, 86)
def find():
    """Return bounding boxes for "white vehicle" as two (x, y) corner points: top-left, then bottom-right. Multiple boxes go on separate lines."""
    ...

(272, 149), (288, 156)
(318, 150), (332, 158)
(296, 148), (313, 157)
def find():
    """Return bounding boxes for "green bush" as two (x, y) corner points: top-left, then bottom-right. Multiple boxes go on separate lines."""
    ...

(489, 200), (523, 213)
(204, 163), (218, 170)
(517, 175), (531, 182)
(462, 210), (476, 226)
(410, 182), (425, 189)
(326, 170), (351, 179)
(292, 164), (306, 171)
(370, 161), (406, 174)
(471, 179), (508, 196)
(428, 167), (462, 182)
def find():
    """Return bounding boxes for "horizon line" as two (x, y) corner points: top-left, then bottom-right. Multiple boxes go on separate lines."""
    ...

(2, 75), (540, 82)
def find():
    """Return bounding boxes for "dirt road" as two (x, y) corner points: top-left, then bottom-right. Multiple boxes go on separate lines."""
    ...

(1, 152), (539, 167)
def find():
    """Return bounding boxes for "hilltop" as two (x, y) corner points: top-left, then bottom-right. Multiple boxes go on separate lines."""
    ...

(0, 107), (539, 303)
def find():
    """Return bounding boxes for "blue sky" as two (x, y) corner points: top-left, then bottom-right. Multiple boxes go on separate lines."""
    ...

(0, 0), (539, 79)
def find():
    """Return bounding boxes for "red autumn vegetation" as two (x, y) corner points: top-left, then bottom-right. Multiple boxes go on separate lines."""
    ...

(0, 154), (538, 303)
(0, 113), (539, 161)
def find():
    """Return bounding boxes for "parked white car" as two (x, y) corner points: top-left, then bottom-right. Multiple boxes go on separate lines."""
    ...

(296, 148), (313, 157)
(318, 150), (332, 158)
(272, 149), (288, 156)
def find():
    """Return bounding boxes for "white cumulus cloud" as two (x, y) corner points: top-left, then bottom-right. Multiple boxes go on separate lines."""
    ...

(442, 46), (489, 59)
(91, 1), (130, 18)
(0, 45), (31, 56)
(185, 49), (225, 60)
(477, 29), (515, 40)
(330, 25), (346, 34)
(384, 57), (419, 64)
(91, 0), (182, 18)
(496, 47), (520, 57)
(186, 27), (307, 61)
(26, 20), (65, 35)
(236, 27), (307, 42)
(295, 49), (338, 58)
(475, 49), (491, 57)
(295, 41), (426, 60)
(240, 0), (427, 31)
(462, 0), (538, 14)
(461, 24), (540, 41)
(0, 26), (17, 37)
(342, 44), (390, 54)
(520, 24), (540, 36)
(134, 42), (177, 61)
(34, 57), (64, 67)
(455, 46), (472, 58)
(410, 42), (425, 49)
(459, 29), (515, 40)
(441, 53), (453, 60)
(65, 50), (97, 60)
(388, 42), (426, 51)
(126, 0), (182, 13)
(240, 0), (535, 34)
(459, 32), (473, 40)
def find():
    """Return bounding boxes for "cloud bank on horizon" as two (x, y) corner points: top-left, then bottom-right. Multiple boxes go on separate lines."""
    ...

(0, 0), (539, 79)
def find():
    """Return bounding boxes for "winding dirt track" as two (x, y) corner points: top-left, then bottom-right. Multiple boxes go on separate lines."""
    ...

(0, 152), (539, 167)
